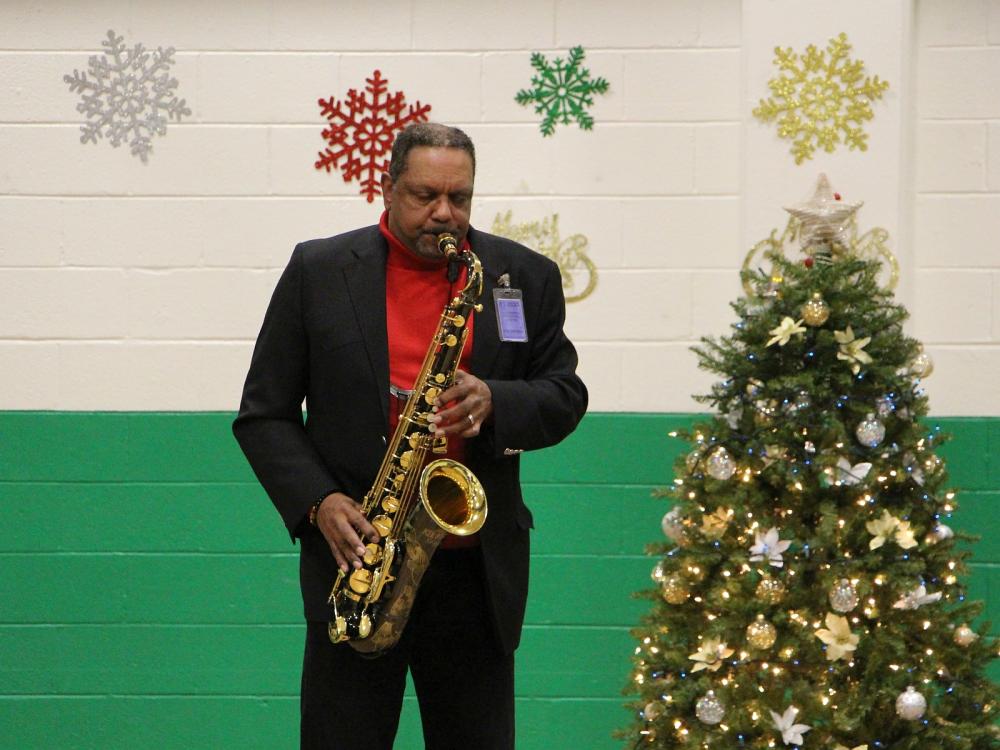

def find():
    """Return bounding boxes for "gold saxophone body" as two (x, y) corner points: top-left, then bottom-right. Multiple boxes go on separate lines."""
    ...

(327, 233), (488, 653)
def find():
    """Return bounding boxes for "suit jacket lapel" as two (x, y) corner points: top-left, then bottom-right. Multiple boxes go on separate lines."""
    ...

(343, 229), (390, 427)
(471, 230), (504, 378)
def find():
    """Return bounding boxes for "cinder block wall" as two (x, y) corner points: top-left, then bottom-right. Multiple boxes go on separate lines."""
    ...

(1, 1), (998, 748)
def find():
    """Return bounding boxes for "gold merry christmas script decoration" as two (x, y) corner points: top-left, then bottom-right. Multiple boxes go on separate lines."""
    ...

(491, 211), (597, 302)
(753, 32), (889, 164)
(742, 174), (898, 296)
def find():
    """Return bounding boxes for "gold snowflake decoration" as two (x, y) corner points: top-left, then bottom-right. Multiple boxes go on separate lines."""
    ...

(753, 32), (889, 164)
(491, 211), (597, 302)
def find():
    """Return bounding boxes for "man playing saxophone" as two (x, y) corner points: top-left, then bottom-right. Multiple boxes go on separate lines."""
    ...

(234, 122), (587, 750)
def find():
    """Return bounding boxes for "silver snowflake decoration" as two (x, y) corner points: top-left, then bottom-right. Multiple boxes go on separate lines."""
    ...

(515, 46), (609, 136)
(64, 29), (191, 163)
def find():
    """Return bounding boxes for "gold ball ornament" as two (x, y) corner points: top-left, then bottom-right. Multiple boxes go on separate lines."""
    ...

(661, 575), (690, 604)
(756, 577), (786, 604)
(644, 700), (665, 721)
(801, 292), (831, 326)
(954, 624), (979, 647)
(680, 558), (707, 582)
(746, 614), (778, 649)
(910, 349), (934, 378)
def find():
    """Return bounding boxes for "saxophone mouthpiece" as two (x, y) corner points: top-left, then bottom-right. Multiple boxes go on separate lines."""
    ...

(437, 233), (459, 258)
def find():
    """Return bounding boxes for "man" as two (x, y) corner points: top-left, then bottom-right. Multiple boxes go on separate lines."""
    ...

(233, 122), (587, 750)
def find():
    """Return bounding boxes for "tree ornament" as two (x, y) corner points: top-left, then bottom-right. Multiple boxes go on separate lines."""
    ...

(746, 614), (778, 649)
(700, 507), (732, 540)
(766, 316), (807, 347)
(685, 449), (703, 472)
(643, 700), (665, 721)
(892, 584), (942, 610)
(680, 558), (707, 582)
(801, 292), (831, 326)
(749, 527), (792, 568)
(706, 447), (736, 480)
(746, 378), (765, 397)
(855, 414), (885, 448)
(895, 686), (927, 720)
(829, 578), (859, 613)
(954, 624), (979, 647)
(910, 348), (934, 378)
(650, 559), (667, 584)
(836, 457), (873, 485)
(315, 70), (431, 202)
(756, 577), (786, 603)
(695, 691), (725, 725)
(835, 326), (873, 374)
(925, 523), (954, 545)
(770, 705), (811, 745)
(661, 507), (685, 544)
(689, 638), (734, 672)
(875, 395), (895, 418)
(754, 398), (779, 426)
(815, 612), (860, 661)
(661, 575), (690, 604)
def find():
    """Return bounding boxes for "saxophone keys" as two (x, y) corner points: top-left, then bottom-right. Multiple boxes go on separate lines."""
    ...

(381, 494), (400, 513)
(474, 304), (483, 313)
(358, 613), (372, 638)
(445, 334), (458, 347)
(372, 514), (393, 537)
(451, 314), (465, 327)
(434, 373), (446, 384)
(348, 568), (373, 595)
(363, 543), (382, 566)
(424, 387), (441, 405)
(328, 616), (349, 643)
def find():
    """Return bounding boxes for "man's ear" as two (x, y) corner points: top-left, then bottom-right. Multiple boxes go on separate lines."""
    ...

(381, 172), (393, 210)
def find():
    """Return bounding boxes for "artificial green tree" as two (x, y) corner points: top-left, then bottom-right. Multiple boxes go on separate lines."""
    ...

(622, 176), (998, 750)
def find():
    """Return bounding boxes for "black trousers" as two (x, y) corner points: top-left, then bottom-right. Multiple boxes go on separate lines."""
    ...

(301, 547), (515, 750)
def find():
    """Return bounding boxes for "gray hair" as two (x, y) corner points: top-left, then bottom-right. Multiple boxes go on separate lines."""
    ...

(387, 122), (476, 182)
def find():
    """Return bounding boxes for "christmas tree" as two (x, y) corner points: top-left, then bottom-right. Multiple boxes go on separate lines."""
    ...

(621, 176), (999, 750)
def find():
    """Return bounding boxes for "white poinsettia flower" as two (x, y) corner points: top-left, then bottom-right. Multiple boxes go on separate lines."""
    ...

(893, 584), (943, 610)
(866, 509), (898, 550)
(894, 519), (918, 549)
(770, 705), (811, 746)
(815, 612), (860, 661)
(835, 326), (873, 374)
(767, 317), (807, 347)
(688, 638), (734, 673)
(836, 457), (872, 485)
(750, 527), (792, 568)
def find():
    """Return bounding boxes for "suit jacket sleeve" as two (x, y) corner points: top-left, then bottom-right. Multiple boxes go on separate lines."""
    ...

(483, 256), (587, 456)
(232, 244), (341, 540)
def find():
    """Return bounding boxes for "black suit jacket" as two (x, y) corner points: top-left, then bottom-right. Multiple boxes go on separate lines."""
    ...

(233, 224), (587, 654)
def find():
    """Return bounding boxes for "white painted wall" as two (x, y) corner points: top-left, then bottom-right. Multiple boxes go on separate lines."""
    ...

(0, 0), (996, 414)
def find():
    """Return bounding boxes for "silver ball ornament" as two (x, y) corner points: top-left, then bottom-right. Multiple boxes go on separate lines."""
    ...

(856, 414), (886, 448)
(829, 578), (859, 613)
(695, 691), (725, 725)
(895, 686), (927, 720)
(706, 447), (736, 480)
(661, 507), (685, 544)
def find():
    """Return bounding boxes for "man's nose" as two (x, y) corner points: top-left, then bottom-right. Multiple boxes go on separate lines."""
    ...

(430, 196), (455, 223)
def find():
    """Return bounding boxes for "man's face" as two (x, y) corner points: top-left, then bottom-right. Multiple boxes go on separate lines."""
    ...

(382, 146), (474, 261)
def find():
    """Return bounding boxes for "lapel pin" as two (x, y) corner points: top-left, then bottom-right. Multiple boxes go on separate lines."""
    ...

(497, 273), (510, 289)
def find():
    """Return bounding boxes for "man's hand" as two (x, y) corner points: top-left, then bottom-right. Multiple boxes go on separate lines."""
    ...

(315, 492), (379, 573)
(427, 370), (493, 438)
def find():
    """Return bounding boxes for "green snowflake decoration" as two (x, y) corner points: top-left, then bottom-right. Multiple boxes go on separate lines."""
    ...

(753, 32), (889, 164)
(515, 46), (609, 136)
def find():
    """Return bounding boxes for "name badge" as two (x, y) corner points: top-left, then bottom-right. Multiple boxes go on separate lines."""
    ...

(493, 288), (528, 342)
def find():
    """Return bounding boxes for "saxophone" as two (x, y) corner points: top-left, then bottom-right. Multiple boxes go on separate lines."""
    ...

(327, 233), (488, 653)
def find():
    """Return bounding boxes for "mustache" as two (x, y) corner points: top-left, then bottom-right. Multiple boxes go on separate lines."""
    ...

(423, 226), (459, 238)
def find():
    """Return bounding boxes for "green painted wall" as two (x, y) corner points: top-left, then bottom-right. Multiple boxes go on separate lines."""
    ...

(0, 412), (996, 749)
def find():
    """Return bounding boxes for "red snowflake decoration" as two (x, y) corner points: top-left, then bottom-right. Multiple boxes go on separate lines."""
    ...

(314, 70), (432, 203)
